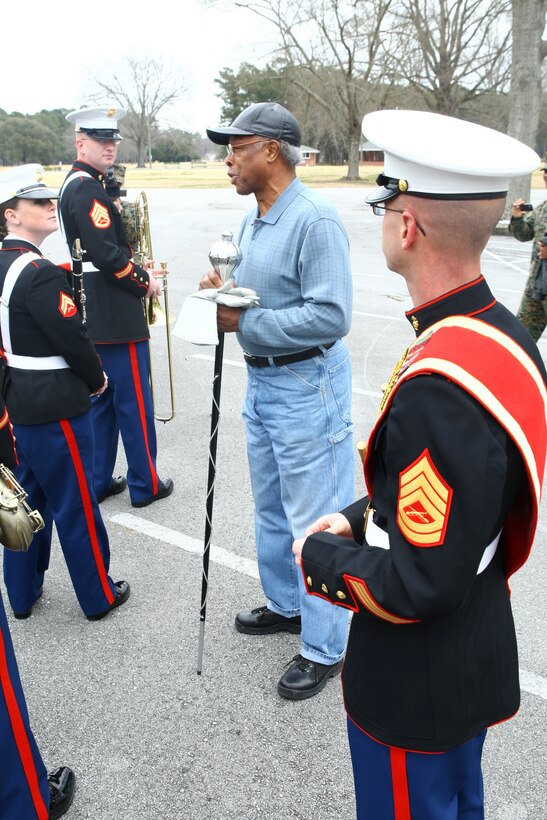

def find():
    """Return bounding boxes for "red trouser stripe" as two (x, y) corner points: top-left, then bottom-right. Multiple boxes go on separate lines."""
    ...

(128, 342), (158, 496)
(59, 419), (114, 605)
(390, 746), (411, 820)
(0, 628), (48, 819)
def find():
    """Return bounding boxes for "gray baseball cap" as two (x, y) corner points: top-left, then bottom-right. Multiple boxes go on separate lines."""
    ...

(207, 102), (301, 147)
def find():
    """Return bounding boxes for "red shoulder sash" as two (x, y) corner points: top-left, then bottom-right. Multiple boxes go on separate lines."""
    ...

(364, 316), (547, 578)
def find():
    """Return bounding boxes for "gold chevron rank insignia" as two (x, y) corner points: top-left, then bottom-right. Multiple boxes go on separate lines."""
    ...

(396, 449), (453, 547)
(89, 200), (111, 229)
(58, 292), (77, 318)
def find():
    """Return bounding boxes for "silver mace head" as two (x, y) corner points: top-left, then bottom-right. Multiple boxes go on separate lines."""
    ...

(208, 230), (242, 283)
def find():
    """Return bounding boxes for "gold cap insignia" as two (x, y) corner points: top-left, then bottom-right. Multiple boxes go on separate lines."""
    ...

(35, 169), (43, 182)
(398, 179), (409, 192)
(107, 108), (116, 117)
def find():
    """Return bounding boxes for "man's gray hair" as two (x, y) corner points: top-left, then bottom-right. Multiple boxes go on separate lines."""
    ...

(279, 141), (302, 167)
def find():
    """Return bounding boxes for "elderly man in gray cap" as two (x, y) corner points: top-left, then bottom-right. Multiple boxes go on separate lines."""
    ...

(201, 102), (354, 700)
(293, 110), (546, 818)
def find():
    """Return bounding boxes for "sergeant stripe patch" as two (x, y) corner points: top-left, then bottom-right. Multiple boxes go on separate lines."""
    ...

(88, 199), (111, 229)
(58, 292), (77, 318)
(396, 448), (452, 547)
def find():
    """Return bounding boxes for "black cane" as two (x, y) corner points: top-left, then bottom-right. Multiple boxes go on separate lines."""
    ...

(197, 331), (225, 674)
(197, 231), (241, 675)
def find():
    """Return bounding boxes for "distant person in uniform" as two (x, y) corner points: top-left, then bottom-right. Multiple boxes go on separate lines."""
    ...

(0, 390), (75, 819)
(0, 164), (130, 620)
(509, 162), (547, 340)
(202, 102), (354, 700)
(103, 163), (138, 248)
(293, 111), (546, 819)
(59, 105), (173, 508)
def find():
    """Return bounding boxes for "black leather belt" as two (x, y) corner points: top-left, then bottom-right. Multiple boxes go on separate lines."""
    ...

(243, 341), (337, 368)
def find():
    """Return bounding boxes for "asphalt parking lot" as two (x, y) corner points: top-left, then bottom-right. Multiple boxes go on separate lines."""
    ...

(5, 185), (546, 820)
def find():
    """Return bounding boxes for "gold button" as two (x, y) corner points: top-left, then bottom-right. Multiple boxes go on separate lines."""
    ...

(306, 576), (313, 587)
(336, 590), (347, 600)
(321, 583), (329, 594)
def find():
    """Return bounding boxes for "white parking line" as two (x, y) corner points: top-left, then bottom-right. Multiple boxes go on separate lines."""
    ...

(483, 246), (529, 276)
(520, 669), (547, 702)
(111, 512), (260, 579)
(111, 512), (547, 702)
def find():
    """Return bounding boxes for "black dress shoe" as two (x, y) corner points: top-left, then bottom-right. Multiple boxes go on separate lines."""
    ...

(48, 766), (75, 819)
(97, 476), (127, 503)
(13, 587), (43, 620)
(277, 654), (343, 700)
(131, 478), (174, 508)
(235, 605), (301, 635)
(86, 580), (130, 621)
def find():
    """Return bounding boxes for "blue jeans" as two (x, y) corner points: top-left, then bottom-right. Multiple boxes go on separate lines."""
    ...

(242, 340), (354, 664)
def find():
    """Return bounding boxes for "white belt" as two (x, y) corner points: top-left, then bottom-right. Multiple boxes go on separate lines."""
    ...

(364, 510), (501, 575)
(82, 262), (99, 273)
(6, 353), (69, 370)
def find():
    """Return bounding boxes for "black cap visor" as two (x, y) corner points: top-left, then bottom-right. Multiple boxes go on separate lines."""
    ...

(78, 128), (123, 142)
(16, 184), (58, 200)
(365, 174), (402, 204)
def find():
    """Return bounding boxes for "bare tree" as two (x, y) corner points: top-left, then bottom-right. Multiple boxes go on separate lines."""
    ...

(89, 56), (188, 167)
(232, 0), (397, 179)
(505, 0), (547, 212)
(393, 0), (512, 115)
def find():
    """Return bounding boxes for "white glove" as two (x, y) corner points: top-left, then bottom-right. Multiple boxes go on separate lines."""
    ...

(193, 286), (260, 308)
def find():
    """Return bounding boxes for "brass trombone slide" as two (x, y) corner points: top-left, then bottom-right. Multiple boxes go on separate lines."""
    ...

(132, 191), (176, 422)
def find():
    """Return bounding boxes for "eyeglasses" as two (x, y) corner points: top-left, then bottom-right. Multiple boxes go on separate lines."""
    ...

(226, 139), (270, 156)
(370, 204), (427, 236)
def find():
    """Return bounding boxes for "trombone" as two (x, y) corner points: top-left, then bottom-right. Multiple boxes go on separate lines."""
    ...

(132, 191), (176, 422)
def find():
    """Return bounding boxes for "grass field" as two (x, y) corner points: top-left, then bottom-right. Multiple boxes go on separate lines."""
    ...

(42, 162), (546, 190)
(43, 162), (381, 189)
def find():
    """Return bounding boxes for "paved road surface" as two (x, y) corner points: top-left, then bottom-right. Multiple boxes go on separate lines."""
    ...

(6, 186), (546, 820)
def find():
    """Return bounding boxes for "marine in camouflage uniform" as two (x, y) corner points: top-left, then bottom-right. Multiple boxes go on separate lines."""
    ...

(104, 163), (138, 248)
(508, 173), (547, 341)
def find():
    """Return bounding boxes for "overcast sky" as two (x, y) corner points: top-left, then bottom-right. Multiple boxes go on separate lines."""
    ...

(3, 0), (275, 135)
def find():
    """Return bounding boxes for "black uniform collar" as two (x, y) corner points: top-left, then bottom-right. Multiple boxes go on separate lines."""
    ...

(405, 276), (496, 336)
(0, 237), (43, 255)
(72, 160), (104, 183)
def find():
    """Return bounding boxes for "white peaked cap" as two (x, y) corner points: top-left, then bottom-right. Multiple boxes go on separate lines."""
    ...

(362, 110), (541, 203)
(66, 104), (126, 140)
(0, 164), (58, 206)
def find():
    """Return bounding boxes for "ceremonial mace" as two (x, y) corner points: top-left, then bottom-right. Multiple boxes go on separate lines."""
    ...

(197, 231), (242, 675)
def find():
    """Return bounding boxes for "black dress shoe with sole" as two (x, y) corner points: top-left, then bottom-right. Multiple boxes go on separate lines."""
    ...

(277, 654), (343, 700)
(48, 766), (75, 819)
(86, 580), (130, 621)
(235, 605), (301, 635)
(97, 476), (127, 503)
(13, 587), (43, 620)
(131, 478), (174, 508)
